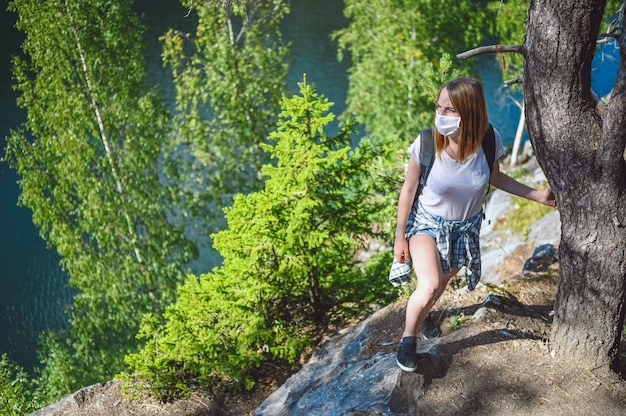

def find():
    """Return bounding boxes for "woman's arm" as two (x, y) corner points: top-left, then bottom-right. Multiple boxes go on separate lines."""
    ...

(394, 157), (422, 262)
(489, 159), (557, 208)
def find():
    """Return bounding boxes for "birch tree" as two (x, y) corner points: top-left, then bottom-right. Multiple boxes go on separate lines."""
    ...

(161, 0), (289, 229)
(5, 0), (196, 399)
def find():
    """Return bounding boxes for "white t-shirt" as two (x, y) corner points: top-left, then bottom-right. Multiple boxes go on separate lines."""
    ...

(408, 128), (505, 221)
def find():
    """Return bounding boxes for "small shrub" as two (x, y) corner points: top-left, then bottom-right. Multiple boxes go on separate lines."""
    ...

(123, 270), (309, 399)
(0, 354), (39, 416)
(449, 313), (469, 330)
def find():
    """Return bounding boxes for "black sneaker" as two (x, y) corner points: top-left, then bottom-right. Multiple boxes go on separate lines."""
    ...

(396, 336), (417, 372)
(420, 314), (441, 339)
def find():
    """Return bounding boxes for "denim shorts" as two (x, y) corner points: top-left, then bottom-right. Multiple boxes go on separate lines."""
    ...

(402, 201), (484, 290)
(405, 204), (481, 244)
(405, 204), (440, 240)
(412, 227), (437, 239)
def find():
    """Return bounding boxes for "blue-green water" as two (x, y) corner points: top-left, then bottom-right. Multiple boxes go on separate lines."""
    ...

(0, 0), (352, 374)
(0, 0), (619, 373)
(0, 7), (75, 372)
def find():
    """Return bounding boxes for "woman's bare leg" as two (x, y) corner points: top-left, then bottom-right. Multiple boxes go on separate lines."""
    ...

(401, 234), (460, 339)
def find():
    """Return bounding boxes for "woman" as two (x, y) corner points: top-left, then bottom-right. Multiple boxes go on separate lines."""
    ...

(394, 76), (556, 372)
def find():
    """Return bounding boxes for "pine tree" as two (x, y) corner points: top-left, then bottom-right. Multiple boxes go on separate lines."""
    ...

(126, 77), (393, 398)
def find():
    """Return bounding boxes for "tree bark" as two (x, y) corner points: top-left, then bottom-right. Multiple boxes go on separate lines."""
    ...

(524, 0), (626, 371)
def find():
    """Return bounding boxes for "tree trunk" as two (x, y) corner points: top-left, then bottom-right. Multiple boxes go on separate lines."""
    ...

(524, 0), (626, 370)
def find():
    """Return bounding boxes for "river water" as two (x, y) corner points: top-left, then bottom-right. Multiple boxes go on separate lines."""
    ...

(0, 1), (618, 373)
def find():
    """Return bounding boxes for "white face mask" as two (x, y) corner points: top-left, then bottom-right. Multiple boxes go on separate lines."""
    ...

(435, 114), (461, 137)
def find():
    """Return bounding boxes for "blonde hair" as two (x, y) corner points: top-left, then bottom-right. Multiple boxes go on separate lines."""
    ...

(435, 77), (490, 162)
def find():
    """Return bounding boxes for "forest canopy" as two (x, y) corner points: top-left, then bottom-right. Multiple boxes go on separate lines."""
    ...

(1, 0), (623, 412)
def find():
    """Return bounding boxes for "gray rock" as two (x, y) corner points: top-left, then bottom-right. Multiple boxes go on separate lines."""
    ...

(254, 308), (451, 416)
(527, 210), (561, 245)
(254, 315), (407, 416)
(523, 244), (559, 273)
(30, 382), (110, 416)
(255, 315), (506, 416)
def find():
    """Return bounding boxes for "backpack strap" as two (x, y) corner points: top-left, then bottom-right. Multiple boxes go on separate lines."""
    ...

(482, 124), (496, 174)
(410, 128), (435, 209)
(481, 124), (497, 219)
(419, 128), (435, 186)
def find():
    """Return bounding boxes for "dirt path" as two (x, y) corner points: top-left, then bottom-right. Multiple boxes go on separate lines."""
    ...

(43, 270), (626, 416)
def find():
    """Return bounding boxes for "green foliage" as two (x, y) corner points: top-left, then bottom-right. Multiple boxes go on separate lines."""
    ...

(414, 54), (463, 103)
(493, 191), (553, 238)
(353, 250), (404, 305)
(334, 0), (490, 147)
(0, 354), (39, 415)
(161, 0), (289, 227)
(124, 78), (394, 398)
(333, 0), (489, 246)
(340, 54), (460, 244)
(218, 76), (386, 324)
(5, 0), (196, 401)
(448, 313), (469, 330)
(124, 271), (287, 399)
(488, 0), (528, 81)
(33, 332), (83, 404)
(506, 167), (530, 179)
(602, 0), (624, 31)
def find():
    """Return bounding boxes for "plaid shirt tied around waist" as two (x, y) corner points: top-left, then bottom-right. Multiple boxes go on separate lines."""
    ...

(390, 202), (483, 290)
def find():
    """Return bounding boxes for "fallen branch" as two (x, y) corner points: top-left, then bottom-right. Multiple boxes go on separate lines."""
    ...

(456, 44), (524, 60)
(504, 78), (523, 86)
